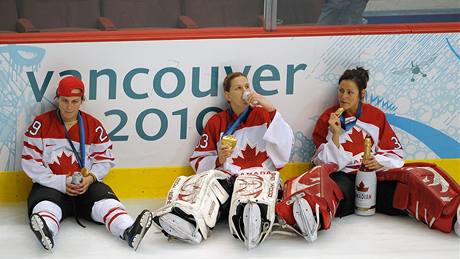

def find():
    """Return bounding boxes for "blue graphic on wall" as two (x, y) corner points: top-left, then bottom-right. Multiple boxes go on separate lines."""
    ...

(292, 33), (459, 162)
(291, 125), (317, 162)
(446, 38), (460, 60)
(0, 45), (46, 171)
(387, 114), (460, 158)
(391, 57), (436, 82)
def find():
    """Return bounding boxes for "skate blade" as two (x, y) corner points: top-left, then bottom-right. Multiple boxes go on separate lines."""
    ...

(133, 211), (153, 251)
(30, 214), (53, 252)
(243, 202), (261, 249)
(293, 197), (318, 242)
(158, 213), (203, 244)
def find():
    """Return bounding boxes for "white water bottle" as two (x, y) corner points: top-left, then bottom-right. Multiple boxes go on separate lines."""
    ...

(355, 137), (376, 216)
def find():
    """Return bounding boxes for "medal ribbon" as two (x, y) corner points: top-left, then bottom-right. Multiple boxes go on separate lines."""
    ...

(339, 102), (362, 131)
(57, 110), (86, 170)
(223, 106), (251, 137)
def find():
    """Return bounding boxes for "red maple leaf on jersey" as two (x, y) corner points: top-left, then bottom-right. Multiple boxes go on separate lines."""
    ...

(232, 144), (269, 169)
(341, 128), (372, 156)
(48, 151), (80, 175)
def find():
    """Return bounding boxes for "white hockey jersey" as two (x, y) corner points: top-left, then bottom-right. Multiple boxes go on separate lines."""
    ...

(312, 103), (404, 173)
(21, 109), (115, 193)
(190, 107), (293, 174)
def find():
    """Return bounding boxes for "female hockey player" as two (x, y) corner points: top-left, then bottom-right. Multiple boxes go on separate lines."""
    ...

(311, 67), (405, 217)
(22, 76), (153, 251)
(153, 72), (294, 248)
(276, 67), (460, 241)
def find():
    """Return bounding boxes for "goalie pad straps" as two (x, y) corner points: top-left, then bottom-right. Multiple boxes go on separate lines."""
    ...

(229, 168), (280, 249)
(276, 163), (342, 239)
(156, 211), (203, 244)
(377, 162), (460, 233)
(243, 202), (262, 249)
(153, 170), (231, 243)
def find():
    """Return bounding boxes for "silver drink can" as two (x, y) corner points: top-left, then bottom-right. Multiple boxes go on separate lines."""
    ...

(71, 172), (83, 184)
(242, 90), (258, 105)
(242, 90), (251, 102)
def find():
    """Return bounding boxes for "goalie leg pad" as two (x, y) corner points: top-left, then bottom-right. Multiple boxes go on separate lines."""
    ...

(378, 162), (460, 233)
(229, 168), (280, 249)
(153, 170), (231, 243)
(276, 163), (341, 241)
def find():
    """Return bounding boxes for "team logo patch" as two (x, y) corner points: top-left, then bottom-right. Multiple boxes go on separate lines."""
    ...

(235, 174), (264, 198)
(48, 149), (80, 175)
(177, 174), (207, 203)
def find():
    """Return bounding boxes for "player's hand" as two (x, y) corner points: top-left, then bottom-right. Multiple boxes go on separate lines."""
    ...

(362, 154), (384, 171)
(66, 180), (80, 196)
(328, 112), (341, 134)
(218, 143), (233, 164)
(74, 176), (94, 195)
(66, 175), (94, 196)
(245, 91), (275, 112)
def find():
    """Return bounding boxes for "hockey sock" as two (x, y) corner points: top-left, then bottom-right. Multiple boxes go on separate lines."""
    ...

(32, 201), (62, 237)
(91, 199), (134, 237)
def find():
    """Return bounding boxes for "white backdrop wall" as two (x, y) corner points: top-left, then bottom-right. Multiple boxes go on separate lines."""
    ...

(1, 33), (459, 171)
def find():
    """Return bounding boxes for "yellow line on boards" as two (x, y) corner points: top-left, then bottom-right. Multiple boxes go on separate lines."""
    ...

(0, 159), (458, 203)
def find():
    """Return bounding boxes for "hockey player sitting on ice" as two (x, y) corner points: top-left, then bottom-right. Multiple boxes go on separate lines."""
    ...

(153, 72), (294, 248)
(22, 76), (153, 252)
(276, 67), (460, 242)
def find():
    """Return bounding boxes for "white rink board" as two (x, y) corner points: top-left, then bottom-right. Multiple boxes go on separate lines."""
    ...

(0, 33), (459, 171)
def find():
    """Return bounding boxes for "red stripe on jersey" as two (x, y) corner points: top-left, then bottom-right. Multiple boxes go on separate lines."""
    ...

(189, 156), (198, 163)
(27, 110), (106, 144)
(24, 141), (43, 154)
(193, 157), (205, 171)
(93, 156), (115, 161)
(21, 155), (43, 163)
(90, 150), (107, 157)
(377, 150), (403, 158)
(107, 212), (127, 232)
(103, 207), (119, 223)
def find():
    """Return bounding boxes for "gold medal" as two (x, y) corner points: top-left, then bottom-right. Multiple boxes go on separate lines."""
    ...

(81, 167), (89, 177)
(221, 135), (237, 149)
(335, 107), (345, 116)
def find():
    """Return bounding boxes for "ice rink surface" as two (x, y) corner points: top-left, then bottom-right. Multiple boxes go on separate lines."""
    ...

(1, 199), (458, 259)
